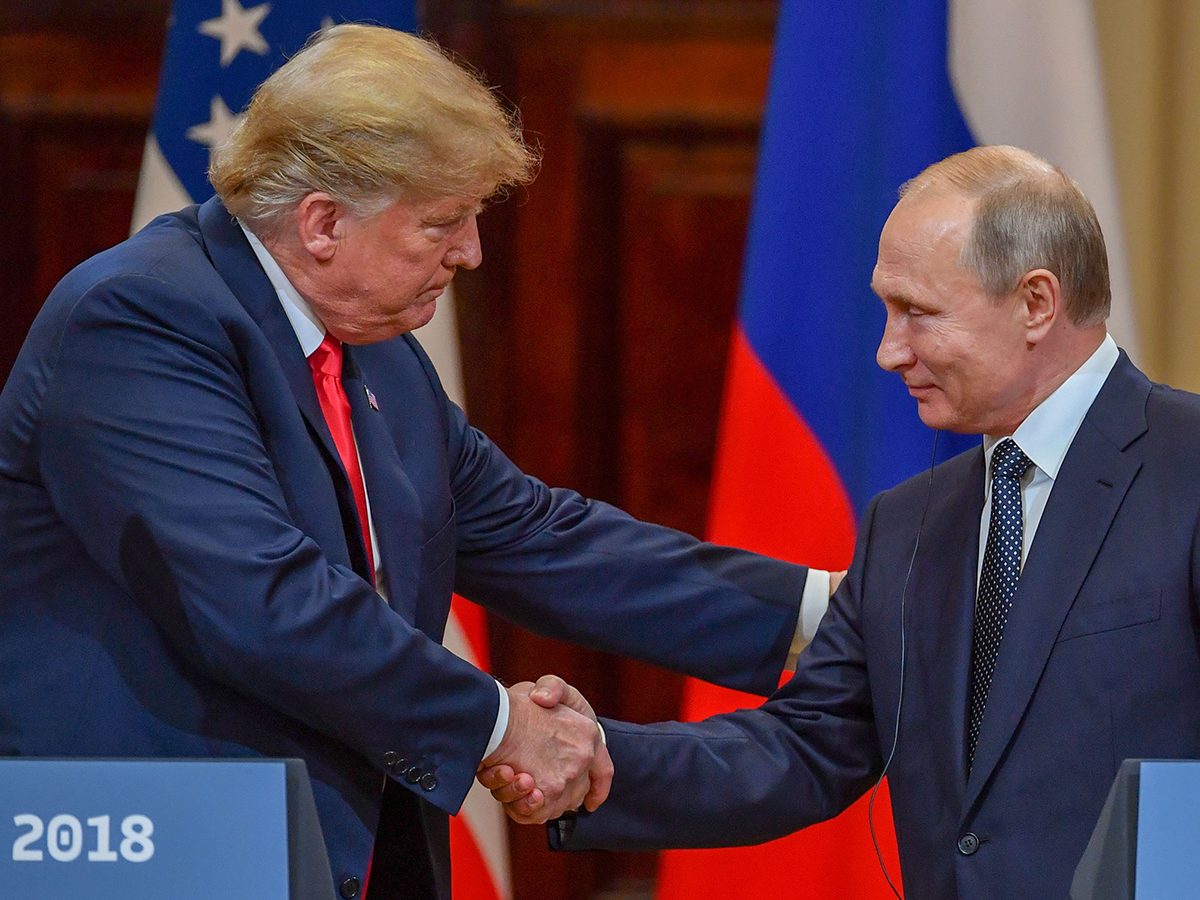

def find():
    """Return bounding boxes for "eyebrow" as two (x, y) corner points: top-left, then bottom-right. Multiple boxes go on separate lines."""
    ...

(424, 203), (483, 226)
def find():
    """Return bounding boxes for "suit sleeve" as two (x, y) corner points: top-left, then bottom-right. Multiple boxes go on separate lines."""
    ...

(560, 496), (886, 850)
(442, 396), (808, 696)
(37, 274), (496, 814)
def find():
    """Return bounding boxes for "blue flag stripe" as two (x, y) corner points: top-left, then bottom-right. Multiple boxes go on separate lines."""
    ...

(739, 0), (979, 514)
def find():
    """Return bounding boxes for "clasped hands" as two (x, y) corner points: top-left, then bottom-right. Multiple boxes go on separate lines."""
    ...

(477, 675), (610, 824)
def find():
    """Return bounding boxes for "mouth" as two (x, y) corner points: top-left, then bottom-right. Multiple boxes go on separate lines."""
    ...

(905, 382), (936, 399)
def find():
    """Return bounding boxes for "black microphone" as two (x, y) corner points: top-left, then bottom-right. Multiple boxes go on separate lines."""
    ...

(868, 429), (941, 900)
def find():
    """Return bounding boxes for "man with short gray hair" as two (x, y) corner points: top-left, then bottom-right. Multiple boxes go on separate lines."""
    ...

(517, 145), (1200, 899)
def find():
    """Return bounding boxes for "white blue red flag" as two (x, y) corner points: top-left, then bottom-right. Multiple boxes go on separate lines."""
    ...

(658, 0), (1134, 897)
(132, 4), (509, 899)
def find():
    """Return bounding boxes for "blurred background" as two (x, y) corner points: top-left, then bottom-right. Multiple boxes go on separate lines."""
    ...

(1, 1), (1197, 897)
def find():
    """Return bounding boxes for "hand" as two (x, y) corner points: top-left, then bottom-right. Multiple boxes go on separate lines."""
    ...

(478, 674), (605, 816)
(830, 570), (847, 595)
(478, 678), (611, 824)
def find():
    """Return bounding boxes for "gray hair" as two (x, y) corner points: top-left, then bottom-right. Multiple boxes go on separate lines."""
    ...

(900, 145), (1110, 326)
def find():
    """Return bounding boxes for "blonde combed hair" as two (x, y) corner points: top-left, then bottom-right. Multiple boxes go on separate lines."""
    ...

(900, 145), (1111, 327)
(210, 24), (538, 234)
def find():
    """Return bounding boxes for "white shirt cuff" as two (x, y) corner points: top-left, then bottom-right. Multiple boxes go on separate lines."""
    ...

(786, 568), (831, 671)
(483, 679), (509, 760)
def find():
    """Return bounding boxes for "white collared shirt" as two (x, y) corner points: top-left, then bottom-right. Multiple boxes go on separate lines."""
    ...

(977, 334), (1120, 584)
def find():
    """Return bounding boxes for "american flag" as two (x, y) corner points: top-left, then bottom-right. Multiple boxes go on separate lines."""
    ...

(132, 4), (509, 898)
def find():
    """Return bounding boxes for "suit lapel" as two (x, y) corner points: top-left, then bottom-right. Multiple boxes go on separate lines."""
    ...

(905, 448), (985, 796)
(195, 198), (364, 572)
(343, 347), (424, 623)
(964, 353), (1150, 812)
(197, 199), (343, 467)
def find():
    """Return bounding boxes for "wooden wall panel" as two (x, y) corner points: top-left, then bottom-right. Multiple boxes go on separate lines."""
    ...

(0, 17), (164, 377)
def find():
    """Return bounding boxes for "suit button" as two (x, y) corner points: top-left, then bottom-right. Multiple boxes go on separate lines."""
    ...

(405, 767), (423, 784)
(385, 755), (407, 774)
(419, 772), (438, 792)
(338, 875), (361, 898)
(382, 751), (399, 766)
(957, 832), (980, 856)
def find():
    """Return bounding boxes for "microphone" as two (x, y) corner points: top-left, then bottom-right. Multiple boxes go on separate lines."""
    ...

(868, 429), (941, 900)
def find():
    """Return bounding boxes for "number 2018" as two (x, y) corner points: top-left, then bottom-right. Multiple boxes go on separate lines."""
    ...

(11, 814), (154, 863)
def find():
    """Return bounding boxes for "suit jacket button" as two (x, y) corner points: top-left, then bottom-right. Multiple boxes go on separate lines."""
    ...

(338, 875), (361, 898)
(957, 832), (980, 856)
(404, 767), (423, 784)
(382, 751), (399, 765)
(419, 772), (438, 792)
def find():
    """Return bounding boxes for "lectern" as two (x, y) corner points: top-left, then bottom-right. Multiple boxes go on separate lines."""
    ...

(0, 758), (333, 899)
(1072, 759), (1200, 899)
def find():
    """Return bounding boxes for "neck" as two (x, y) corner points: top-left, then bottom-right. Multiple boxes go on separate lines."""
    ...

(991, 325), (1107, 436)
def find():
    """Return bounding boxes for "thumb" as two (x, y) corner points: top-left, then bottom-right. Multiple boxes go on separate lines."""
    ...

(529, 674), (569, 709)
(582, 741), (614, 812)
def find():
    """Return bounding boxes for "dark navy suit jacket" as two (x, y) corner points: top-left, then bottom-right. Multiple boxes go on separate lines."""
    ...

(566, 353), (1200, 899)
(0, 198), (806, 897)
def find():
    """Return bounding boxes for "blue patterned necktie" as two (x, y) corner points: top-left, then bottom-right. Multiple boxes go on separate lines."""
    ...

(968, 438), (1033, 769)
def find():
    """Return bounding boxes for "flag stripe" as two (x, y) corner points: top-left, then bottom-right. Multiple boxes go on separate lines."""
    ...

(948, 0), (1137, 355)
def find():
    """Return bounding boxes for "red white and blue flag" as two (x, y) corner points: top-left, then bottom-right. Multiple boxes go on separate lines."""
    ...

(657, 0), (1134, 897)
(132, 4), (509, 899)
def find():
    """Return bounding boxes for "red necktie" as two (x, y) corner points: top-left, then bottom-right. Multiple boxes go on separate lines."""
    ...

(307, 334), (376, 583)
(309, 335), (383, 898)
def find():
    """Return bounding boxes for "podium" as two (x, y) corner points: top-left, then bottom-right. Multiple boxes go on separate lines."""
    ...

(0, 758), (334, 899)
(1072, 759), (1200, 899)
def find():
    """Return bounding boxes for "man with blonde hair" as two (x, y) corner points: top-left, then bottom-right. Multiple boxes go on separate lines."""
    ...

(521, 145), (1200, 898)
(0, 24), (833, 900)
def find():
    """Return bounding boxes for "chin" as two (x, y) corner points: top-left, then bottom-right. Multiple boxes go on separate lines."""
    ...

(408, 301), (438, 332)
(915, 403), (954, 432)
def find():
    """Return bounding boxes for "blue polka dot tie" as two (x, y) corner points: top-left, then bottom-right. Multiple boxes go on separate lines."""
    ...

(968, 438), (1033, 770)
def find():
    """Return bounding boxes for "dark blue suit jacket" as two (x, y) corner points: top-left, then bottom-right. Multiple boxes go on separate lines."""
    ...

(0, 198), (807, 897)
(566, 353), (1200, 899)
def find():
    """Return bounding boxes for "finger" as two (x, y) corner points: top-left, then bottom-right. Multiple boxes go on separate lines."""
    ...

(529, 674), (568, 708)
(583, 743), (615, 812)
(489, 772), (537, 804)
(507, 788), (545, 819)
(561, 769), (592, 816)
(475, 764), (516, 789)
(503, 805), (550, 826)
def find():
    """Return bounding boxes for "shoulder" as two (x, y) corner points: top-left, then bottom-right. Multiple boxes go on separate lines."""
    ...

(873, 445), (979, 512)
(47, 208), (228, 320)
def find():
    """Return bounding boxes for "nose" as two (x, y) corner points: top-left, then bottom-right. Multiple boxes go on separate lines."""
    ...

(446, 214), (483, 270)
(875, 310), (914, 373)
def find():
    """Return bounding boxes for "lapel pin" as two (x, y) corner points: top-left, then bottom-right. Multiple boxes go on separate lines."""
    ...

(364, 385), (379, 411)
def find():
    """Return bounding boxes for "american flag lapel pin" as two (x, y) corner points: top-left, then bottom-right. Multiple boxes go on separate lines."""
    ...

(364, 385), (379, 411)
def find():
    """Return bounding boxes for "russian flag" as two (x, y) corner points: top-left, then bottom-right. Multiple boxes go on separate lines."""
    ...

(657, 0), (1134, 897)
(132, 4), (509, 899)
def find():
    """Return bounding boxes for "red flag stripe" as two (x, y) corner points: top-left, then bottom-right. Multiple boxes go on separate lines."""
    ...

(659, 329), (900, 898)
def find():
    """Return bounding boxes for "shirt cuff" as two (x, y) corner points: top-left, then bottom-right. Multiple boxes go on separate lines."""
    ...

(483, 680), (509, 760)
(786, 568), (831, 671)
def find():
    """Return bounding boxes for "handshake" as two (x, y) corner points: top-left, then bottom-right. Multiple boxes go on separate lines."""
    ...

(476, 675), (611, 825)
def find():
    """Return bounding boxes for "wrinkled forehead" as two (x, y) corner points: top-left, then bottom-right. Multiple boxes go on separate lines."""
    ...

(871, 191), (977, 293)
(884, 189), (976, 247)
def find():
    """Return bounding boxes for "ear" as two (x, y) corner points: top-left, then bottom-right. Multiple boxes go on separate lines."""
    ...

(294, 192), (346, 262)
(1017, 268), (1062, 344)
